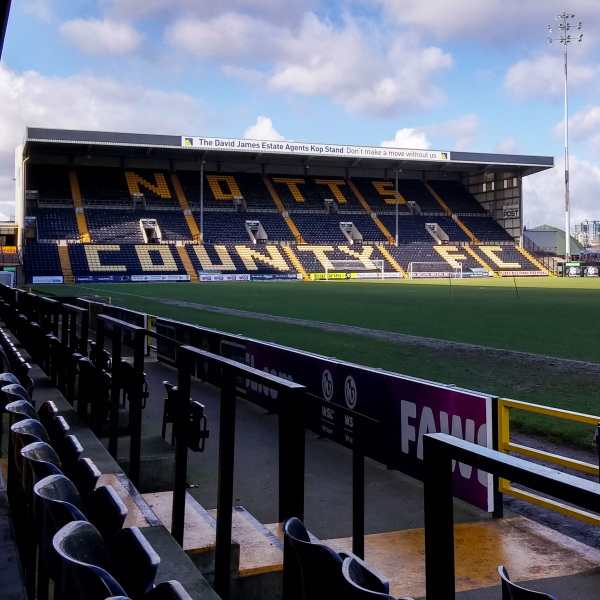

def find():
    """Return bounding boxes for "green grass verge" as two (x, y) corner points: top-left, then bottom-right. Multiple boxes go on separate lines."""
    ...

(32, 279), (600, 448)
(33, 277), (600, 363)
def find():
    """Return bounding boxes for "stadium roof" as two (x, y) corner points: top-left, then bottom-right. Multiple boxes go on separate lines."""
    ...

(23, 127), (554, 176)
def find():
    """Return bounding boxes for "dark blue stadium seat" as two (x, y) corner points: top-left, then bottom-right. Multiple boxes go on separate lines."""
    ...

(427, 180), (486, 214)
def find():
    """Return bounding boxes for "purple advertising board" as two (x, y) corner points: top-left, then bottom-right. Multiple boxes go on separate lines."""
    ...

(244, 340), (494, 512)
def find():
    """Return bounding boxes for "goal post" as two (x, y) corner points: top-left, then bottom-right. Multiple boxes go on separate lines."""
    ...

(323, 259), (385, 281)
(408, 262), (463, 280)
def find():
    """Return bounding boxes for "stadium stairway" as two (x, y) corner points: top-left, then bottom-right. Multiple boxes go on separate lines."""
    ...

(177, 245), (200, 282)
(346, 181), (396, 243)
(69, 170), (90, 242)
(141, 492), (284, 593)
(57, 244), (75, 284)
(263, 178), (305, 243)
(464, 246), (493, 272)
(425, 183), (479, 244)
(171, 173), (202, 242)
(283, 246), (310, 280)
(516, 246), (552, 274)
(377, 246), (405, 276)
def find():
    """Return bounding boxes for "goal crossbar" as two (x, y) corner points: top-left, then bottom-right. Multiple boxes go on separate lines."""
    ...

(408, 262), (463, 279)
(324, 259), (385, 281)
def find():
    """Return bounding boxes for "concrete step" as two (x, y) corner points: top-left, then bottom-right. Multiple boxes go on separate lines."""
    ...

(142, 492), (284, 598)
(207, 507), (283, 578)
(141, 491), (240, 582)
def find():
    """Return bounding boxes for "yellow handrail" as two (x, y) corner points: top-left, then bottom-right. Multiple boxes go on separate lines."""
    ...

(498, 398), (600, 525)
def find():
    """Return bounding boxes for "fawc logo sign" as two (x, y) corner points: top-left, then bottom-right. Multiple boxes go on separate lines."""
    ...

(322, 370), (334, 401)
(344, 376), (357, 409)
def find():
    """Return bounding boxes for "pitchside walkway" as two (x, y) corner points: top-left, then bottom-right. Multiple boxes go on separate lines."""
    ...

(3, 323), (600, 598)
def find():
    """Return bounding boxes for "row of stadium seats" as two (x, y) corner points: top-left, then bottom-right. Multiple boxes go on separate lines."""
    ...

(30, 208), (507, 245)
(24, 242), (544, 281)
(27, 165), (485, 215)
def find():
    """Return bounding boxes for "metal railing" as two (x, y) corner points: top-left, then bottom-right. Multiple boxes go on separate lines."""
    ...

(424, 433), (600, 600)
(498, 398), (600, 525)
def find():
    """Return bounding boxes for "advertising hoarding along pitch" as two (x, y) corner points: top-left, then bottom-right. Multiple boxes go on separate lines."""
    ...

(182, 136), (451, 162)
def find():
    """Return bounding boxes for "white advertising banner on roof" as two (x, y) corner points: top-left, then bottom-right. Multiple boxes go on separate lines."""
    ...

(181, 136), (450, 162)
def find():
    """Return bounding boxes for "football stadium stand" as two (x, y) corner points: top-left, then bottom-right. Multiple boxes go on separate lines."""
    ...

(23, 165), (549, 282)
(18, 128), (555, 283)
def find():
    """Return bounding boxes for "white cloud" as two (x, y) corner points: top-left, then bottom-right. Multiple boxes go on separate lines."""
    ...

(168, 13), (280, 62)
(169, 13), (452, 117)
(556, 105), (600, 157)
(494, 137), (520, 154)
(524, 156), (600, 228)
(109, 0), (318, 24)
(370, 0), (600, 43)
(23, 0), (53, 21)
(381, 115), (479, 152)
(425, 115), (479, 151)
(381, 128), (430, 149)
(59, 19), (143, 56)
(504, 55), (597, 101)
(0, 64), (207, 217)
(244, 117), (287, 141)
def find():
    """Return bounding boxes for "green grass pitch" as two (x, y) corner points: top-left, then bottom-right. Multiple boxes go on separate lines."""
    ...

(33, 277), (600, 447)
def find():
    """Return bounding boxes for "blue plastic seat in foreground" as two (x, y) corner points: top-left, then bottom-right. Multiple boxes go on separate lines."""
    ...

(499, 566), (559, 600)
(283, 516), (348, 600)
(20, 441), (63, 505)
(37, 400), (58, 430)
(12, 418), (51, 473)
(6, 399), (38, 422)
(34, 474), (88, 583)
(70, 457), (102, 498)
(3, 382), (32, 404)
(142, 581), (194, 600)
(86, 485), (128, 543)
(53, 520), (127, 600)
(341, 557), (414, 599)
(110, 527), (160, 598)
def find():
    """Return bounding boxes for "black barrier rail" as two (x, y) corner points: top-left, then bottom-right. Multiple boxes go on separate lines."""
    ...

(423, 433), (600, 600)
(176, 345), (378, 598)
(176, 344), (307, 600)
(96, 315), (178, 486)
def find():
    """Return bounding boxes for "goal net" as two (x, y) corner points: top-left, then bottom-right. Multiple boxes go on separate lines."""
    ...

(408, 262), (463, 279)
(322, 259), (385, 281)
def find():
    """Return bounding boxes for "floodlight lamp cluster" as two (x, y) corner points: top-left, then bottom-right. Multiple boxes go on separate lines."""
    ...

(547, 15), (582, 44)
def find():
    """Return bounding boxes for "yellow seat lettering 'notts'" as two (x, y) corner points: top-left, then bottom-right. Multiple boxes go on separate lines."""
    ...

(235, 245), (289, 271)
(315, 180), (347, 203)
(193, 245), (236, 271)
(338, 245), (376, 269)
(135, 246), (178, 271)
(125, 172), (171, 199)
(296, 246), (334, 269)
(273, 178), (306, 202)
(479, 246), (521, 269)
(84, 245), (127, 272)
(434, 246), (468, 269)
(206, 175), (242, 200)
(372, 181), (406, 205)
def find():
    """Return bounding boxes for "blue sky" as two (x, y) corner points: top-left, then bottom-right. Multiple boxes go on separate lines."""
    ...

(2, 0), (600, 229)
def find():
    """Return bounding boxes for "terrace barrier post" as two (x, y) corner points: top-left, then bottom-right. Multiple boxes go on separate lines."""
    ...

(214, 364), (237, 600)
(352, 415), (365, 559)
(278, 386), (306, 523)
(108, 325), (123, 459)
(491, 397), (504, 518)
(128, 330), (146, 488)
(423, 435), (455, 600)
(172, 347), (193, 547)
(90, 320), (106, 436)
